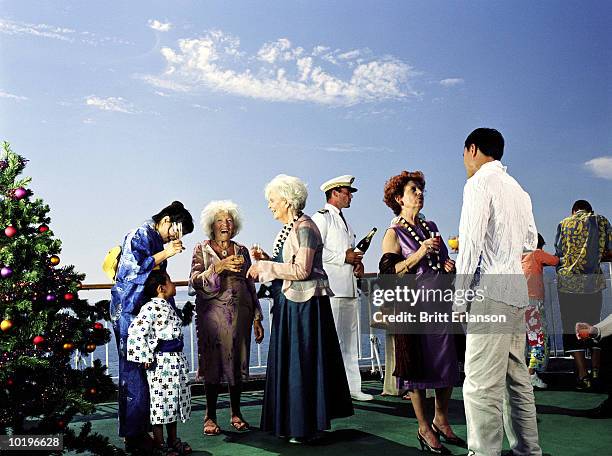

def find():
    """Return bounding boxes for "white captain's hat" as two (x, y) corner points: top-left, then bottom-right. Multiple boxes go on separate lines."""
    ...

(320, 175), (358, 193)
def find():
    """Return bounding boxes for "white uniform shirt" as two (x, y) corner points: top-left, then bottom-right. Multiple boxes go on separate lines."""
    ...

(454, 161), (538, 311)
(312, 203), (358, 298)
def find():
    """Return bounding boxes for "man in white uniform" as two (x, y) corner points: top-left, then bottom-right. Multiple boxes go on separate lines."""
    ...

(312, 175), (373, 401)
(454, 128), (542, 456)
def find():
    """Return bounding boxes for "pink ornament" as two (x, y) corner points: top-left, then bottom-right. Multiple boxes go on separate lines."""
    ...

(1, 267), (13, 278)
(13, 187), (28, 199)
(46, 294), (56, 302)
(4, 226), (17, 238)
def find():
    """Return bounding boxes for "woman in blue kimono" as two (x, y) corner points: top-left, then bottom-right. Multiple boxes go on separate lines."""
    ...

(110, 201), (194, 453)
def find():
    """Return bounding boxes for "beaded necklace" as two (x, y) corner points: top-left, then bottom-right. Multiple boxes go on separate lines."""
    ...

(271, 212), (303, 258)
(398, 216), (441, 271)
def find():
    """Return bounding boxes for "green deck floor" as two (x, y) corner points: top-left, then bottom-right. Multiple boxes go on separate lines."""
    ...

(82, 381), (611, 455)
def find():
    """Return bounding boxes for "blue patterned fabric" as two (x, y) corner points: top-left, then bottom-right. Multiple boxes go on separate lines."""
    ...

(109, 221), (167, 437)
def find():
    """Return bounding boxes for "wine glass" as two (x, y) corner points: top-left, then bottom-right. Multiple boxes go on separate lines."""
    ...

(251, 243), (263, 261)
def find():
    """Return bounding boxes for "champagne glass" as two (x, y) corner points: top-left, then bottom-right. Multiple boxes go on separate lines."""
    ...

(430, 231), (441, 253)
(448, 235), (459, 252)
(172, 222), (183, 241)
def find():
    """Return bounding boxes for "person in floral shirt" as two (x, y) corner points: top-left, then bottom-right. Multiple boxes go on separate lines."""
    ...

(555, 200), (612, 390)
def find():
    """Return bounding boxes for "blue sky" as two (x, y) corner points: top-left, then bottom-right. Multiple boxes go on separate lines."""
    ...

(1, 0), (611, 283)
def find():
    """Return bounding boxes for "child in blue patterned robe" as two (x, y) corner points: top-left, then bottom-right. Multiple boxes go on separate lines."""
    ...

(128, 270), (192, 455)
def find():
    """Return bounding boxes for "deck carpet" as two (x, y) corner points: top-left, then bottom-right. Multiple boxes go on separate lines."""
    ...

(77, 381), (611, 455)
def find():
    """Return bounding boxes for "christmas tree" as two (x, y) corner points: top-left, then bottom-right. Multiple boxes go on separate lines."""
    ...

(0, 142), (122, 454)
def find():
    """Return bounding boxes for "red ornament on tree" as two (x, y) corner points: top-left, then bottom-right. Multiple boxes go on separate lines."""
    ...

(38, 224), (49, 233)
(93, 322), (103, 330)
(4, 226), (17, 238)
(33, 335), (45, 345)
(64, 292), (75, 301)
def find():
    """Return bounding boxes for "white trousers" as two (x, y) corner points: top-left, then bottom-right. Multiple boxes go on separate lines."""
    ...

(463, 298), (542, 456)
(330, 296), (362, 393)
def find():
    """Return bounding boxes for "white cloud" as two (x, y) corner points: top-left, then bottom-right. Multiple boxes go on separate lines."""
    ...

(320, 143), (393, 154)
(584, 156), (612, 180)
(0, 18), (131, 45)
(0, 19), (74, 41)
(439, 78), (464, 87)
(82, 118), (95, 124)
(338, 50), (361, 60)
(0, 90), (28, 101)
(85, 96), (136, 114)
(148, 19), (173, 32)
(144, 30), (416, 105)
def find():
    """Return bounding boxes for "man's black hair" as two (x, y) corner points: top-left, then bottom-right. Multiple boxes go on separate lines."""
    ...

(464, 128), (504, 160)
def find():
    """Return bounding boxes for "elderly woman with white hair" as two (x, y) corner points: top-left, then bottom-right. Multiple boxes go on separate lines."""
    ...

(189, 200), (264, 436)
(247, 174), (353, 443)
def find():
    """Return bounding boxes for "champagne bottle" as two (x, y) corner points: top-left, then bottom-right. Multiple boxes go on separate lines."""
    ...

(354, 227), (377, 254)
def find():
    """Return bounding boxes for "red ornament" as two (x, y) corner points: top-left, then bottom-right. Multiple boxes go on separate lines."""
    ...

(7, 378), (14, 386)
(57, 420), (65, 429)
(4, 226), (17, 238)
(93, 322), (103, 330)
(33, 335), (45, 345)
(89, 387), (97, 395)
(64, 293), (75, 301)
(38, 225), (49, 233)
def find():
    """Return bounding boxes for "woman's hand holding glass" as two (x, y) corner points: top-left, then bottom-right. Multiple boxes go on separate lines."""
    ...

(164, 240), (185, 258)
(419, 237), (440, 255)
(250, 243), (270, 261)
(213, 254), (244, 274)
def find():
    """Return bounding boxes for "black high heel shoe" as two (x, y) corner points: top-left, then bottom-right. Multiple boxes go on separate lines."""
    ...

(417, 431), (451, 454)
(431, 422), (468, 448)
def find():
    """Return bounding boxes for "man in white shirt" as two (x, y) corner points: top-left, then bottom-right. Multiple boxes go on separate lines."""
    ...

(454, 128), (542, 456)
(312, 175), (373, 401)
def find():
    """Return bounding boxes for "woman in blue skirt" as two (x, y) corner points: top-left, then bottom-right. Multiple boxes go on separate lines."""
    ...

(248, 174), (353, 443)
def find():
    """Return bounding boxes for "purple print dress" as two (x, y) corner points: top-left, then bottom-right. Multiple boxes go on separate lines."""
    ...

(390, 217), (459, 390)
(189, 241), (263, 385)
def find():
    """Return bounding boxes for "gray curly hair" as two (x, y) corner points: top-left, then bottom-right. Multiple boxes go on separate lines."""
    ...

(264, 174), (308, 213)
(200, 200), (242, 239)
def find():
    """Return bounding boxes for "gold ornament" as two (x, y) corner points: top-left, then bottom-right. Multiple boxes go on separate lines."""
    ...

(0, 319), (13, 332)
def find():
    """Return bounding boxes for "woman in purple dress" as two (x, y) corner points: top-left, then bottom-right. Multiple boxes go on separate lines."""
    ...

(381, 171), (465, 454)
(189, 200), (264, 436)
